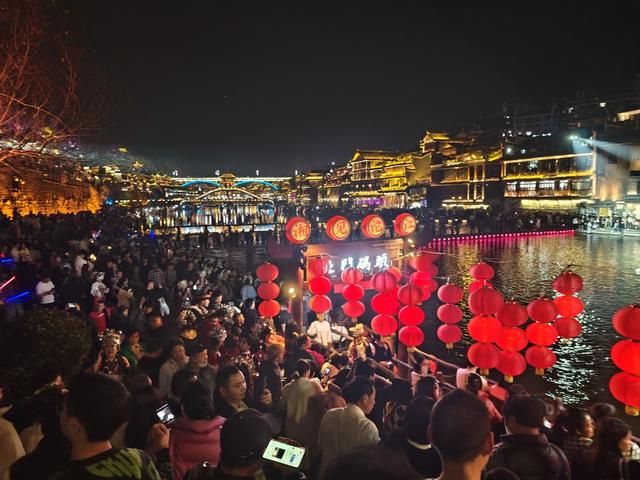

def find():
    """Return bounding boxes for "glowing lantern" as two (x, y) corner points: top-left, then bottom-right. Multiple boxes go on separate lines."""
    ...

(386, 266), (402, 281)
(421, 280), (439, 301)
(525, 323), (558, 347)
(309, 258), (329, 277)
(398, 284), (423, 306)
(525, 345), (557, 375)
(467, 343), (500, 374)
(469, 280), (493, 294)
(612, 305), (640, 340)
(416, 250), (441, 263)
(309, 276), (332, 295)
(257, 282), (279, 301)
(468, 315), (502, 343)
(342, 300), (365, 318)
(309, 294), (332, 314)
(410, 271), (432, 287)
(497, 301), (528, 327)
(256, 263), (279, 282)
(437, 304), (463, 324)
(410, 255), (435, 272)
(341, 268), (363, 285)
(469, 262), (495, 280)
(371, 292), (399, 315)
(437, 324), (462, 349)
(497, 326), (528, 352)
(371, 271), (398, 292)
(553, 295), (584, 318)
(361, 214), (386, 239)
(371, 314), (398, 336)
(437, 284), (464, 304)
(258, 300), (280, 318)
(611, 340), (640, 376)
(285, 217), (311, 244)
(398, 305), (425, 326)
(552, 271), (584, 295)
(398, 325), (424, 350)
(527, 298), (558, 324)
(393, 213), (417, 236)
(497, 351), (527, 383)
(469, 287), (504, 315)
(342, 284), (364, 301)
(609, 372), (640, 416)
(555, 317), (582, 339)
(325, 215), (351, 241)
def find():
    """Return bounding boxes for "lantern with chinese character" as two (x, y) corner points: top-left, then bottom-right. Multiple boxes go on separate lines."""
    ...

(325, 215), (352, 241)
(361, 214), (386, 239)
(285, 217), (311, 245)
(393, 213), (417, 236)
(610, 304), (640, 415)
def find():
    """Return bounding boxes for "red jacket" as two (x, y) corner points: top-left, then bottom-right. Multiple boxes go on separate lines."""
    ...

(169, 415), (226, 479)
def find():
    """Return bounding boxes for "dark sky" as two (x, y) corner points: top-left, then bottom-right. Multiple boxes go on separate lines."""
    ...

(66, 0), (640, 176)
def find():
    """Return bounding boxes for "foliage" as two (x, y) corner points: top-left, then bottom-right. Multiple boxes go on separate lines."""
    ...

(0, 308), (92, 400)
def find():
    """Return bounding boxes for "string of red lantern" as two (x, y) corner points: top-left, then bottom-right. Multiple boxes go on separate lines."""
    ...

(409, 251), (440, 302)
(341, 267), (366, 322)
(309, 257), (332, 315)
(370, 269), (400, 338)
(496, 301), (528, 383)
(553, 270), (584, 340)
(436, 282), (463, 349)
(524, 297), (558, 375)
(609, 304), (640, 416)
(256, 262), (280, 318)
(467, 263), (504, 375)
(397, 266), (426, 350)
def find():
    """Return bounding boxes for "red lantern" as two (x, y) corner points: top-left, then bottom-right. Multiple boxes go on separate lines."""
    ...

(398, 284), (423, 306)
(527, 298), (558, 324)
(469, 280), (493, 294)
(371, 292), (399, 315)
(497, 326), (528, 352)
(256, 263), (279, 282)
(398, 326), (424, 349)
(437, 284), (464, 304)
(325, 215), (351, 241)
(257, 282), (279, 301)
(386, 266), (402, 281)
(416, 250), (441, 263)
(309, 276), (332, 295)
(342, 283), (364, 301)
(553, 271), (584, 295)
(612, 305), (640, 340)
(555, 317), (582, 339)
(467, 343), (500, 373)
(611, 340), (640, 376)
(410, 271), (432, 287)
(609, 372), (640, 416)
(393, 213), (417, 236)
(361, 214), (386, 239)
(285, 217), (311, 244)
(258, 299), (280, 318)
(497, 351), (527, 383)
(468, 315), (502, 343)
(469, 287), (505, 315)
(309, 258), (329, 277)
(342, 300), (365, 318)
(371, 271), (398, 292)
(553, 295), (584, 318)
(437, 304), (463, 324)
(437, 324), (462, 349)
(398, 305), (425, 326)
(371, 314), (398, 336)
(309, 295), (332, 314)
(469, 262), (495, 280)
(525, 345), (556, 375)
(410, 255), (434, 272)
(525, 323), (558, 347)
(497, 301), (528, 327)
(341, 268), (363, 285)
(422, 279), (439, 295)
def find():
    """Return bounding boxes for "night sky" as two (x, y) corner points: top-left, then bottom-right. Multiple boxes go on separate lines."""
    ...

(66, 0), (640, 176)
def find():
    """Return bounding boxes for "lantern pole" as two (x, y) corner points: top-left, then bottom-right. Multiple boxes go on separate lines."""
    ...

(293, 265), (304, 330)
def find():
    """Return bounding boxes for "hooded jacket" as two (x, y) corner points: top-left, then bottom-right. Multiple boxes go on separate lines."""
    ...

(169, 415), (225, 480)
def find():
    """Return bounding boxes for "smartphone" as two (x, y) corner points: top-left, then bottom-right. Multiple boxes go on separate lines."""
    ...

(322, 367), (331, 376)
(156, 404), (175, 426)
(262, 439), (305, 469)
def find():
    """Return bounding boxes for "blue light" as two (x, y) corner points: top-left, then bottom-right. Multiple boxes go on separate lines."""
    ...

(235, 180), (278, 190)
(5, 291), (30, 303)
(0, 258), (14, 264)
(181, 180), (221, 188)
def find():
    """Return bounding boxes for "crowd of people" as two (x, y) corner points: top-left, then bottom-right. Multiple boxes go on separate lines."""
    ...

(0, 210), (638, 480)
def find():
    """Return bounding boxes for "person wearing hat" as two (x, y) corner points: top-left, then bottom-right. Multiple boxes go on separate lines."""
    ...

(347, 324), (370, 363)
(182, 343), (217, 396)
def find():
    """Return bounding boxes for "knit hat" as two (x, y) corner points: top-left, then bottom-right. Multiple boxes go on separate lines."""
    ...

(220, 409), (272, 468)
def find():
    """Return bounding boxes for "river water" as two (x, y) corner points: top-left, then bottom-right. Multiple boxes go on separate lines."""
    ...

(420, 233), (640, 431)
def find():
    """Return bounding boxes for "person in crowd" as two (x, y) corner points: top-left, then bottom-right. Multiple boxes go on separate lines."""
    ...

(320, 444), (423, 480)
(257, 343), (285, 409)
(410, 353), (436, 388)
(573, 416), (636, 480)
(159, 340), (189, 398)
(317, 376), (380, 471)
(52, 372), (162, 479)
(241, 298), (259, 335)
(168, 369), (198, 420)
(182, 343), (217, 395)
(307, 313), (333, 348)
(414, 375), (442, 400)
(366, 334), (394, 366)
(91, 329), (130, 380)
(280, 359), (322, 449)
(465, 372), (502, 425)
(0, 380), (25, 480)
(35, 271), (56, 308)
(214, 365), (272, 419)
(240, 278), (256, 303)
(137, 340), (165, 387)
(320, 353), (349, 386)
(123, 385), (163, 451)
(89, 300), (109, 335)
(109, 305), (130, 332)
(487, 394), (570, 480)
(169, 380), (226, 480)
(551, 407), (594, 463)
(590, 402), (617, 423)
(429, 389), (494, 480)
(120, 327), (146, 369)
